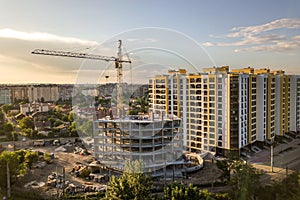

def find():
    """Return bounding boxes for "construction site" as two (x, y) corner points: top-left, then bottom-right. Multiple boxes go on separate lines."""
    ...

(0, 40), (204, 199)
(30, 40), (205, 178)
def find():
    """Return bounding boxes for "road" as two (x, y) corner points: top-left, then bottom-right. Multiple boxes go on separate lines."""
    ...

(247, 137), (300, 184)
(248, 137), (300, 170)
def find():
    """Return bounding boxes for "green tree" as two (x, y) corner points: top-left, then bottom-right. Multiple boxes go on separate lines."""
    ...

(0, 150), (38, 191)
(228, 160), (261, 200)
(257, 171), (300, 200)
(43, 153), (52, 164)
(54, 119), (63, 127)
(47, 117), (57, 126)
(163, 182), (231, 200)
(216, 156), (261, 200)
(128, 95), (149, 115)
(0, 109), (4, 123)
(24, 150), (39, 169)
(1, 104), (14, 113)
(22, 128), (33, 138)
(6, 131), (18, 141)
(216, 159), (232, 182)
(104, 160), (152, 200)
(0, 151), (25, 189)
(3, 122), (17, 141)
(3, 122), (14, 132)
(19, 116), (34, 130)
(77, 120), (93, 137)
(61, 114), (69, 122)
(68, 112), (75, 122)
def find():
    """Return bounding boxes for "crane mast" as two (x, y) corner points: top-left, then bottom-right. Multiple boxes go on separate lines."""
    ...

(116, 40), (123, 118)
(32, 40), (131, 118)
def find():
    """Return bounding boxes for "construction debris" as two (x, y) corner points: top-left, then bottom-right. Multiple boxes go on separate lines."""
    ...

(24, 181), (45, 189)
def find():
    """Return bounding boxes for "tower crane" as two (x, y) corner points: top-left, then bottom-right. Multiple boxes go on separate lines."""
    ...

(32, 40), (131, 118)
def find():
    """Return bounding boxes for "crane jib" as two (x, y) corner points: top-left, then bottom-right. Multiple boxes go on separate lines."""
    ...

(31, 49), (130, 63)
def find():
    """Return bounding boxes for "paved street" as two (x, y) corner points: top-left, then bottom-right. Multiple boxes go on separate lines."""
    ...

(247, 137), (300, 184)
(249, 137), (300, 170)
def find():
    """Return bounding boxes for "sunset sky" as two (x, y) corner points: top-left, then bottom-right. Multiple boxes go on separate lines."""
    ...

(0, 0), (299, 84)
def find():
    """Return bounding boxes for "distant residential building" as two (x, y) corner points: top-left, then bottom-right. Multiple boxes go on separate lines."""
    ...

(0, 84), (76, 104)
(20, 102), (50, 115)
(28, 85), (59, 102)
(0, 87), (11, 104)
(11, 85), (29, 102)
(58, 84), (73, 101)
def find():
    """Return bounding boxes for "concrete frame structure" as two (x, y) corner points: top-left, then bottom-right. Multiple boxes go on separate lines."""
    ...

(93, 115), (184, 176)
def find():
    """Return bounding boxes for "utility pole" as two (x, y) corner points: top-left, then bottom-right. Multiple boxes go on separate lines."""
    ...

(270, 137), (274, 173)
(63, 167), (65, 199)
(6, 162), (11, 199)
(56, 167), (59, 200)
(271, 144), (274, 172)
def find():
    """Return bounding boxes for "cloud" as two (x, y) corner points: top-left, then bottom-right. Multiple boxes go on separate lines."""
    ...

(203, 18), (300, 52)
(234, 35), (300, 52)
(0, 28), (103, 83)
(228, 18), (300, 37)
(205, 34), (286, 47)
(0, 28), (98, 45)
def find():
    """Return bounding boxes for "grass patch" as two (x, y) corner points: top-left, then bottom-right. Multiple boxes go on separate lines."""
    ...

(64, 192), (105, 199)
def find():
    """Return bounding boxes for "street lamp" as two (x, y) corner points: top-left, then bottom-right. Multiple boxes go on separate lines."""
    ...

(270, 137), (275, 173)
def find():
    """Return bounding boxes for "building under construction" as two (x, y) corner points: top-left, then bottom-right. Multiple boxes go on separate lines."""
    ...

(93, 114), (188, 177)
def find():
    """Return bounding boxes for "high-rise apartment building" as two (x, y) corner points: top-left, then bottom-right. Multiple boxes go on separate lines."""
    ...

(290, 75), (300, 132)
(274, 70), (291, 136)
(149, 66), (298, 156)
(149, 69), (188, 147)
(232, 68), (277, 142)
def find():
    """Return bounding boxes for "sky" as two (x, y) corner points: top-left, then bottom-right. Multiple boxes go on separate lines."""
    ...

(0, 0), (300, 84)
